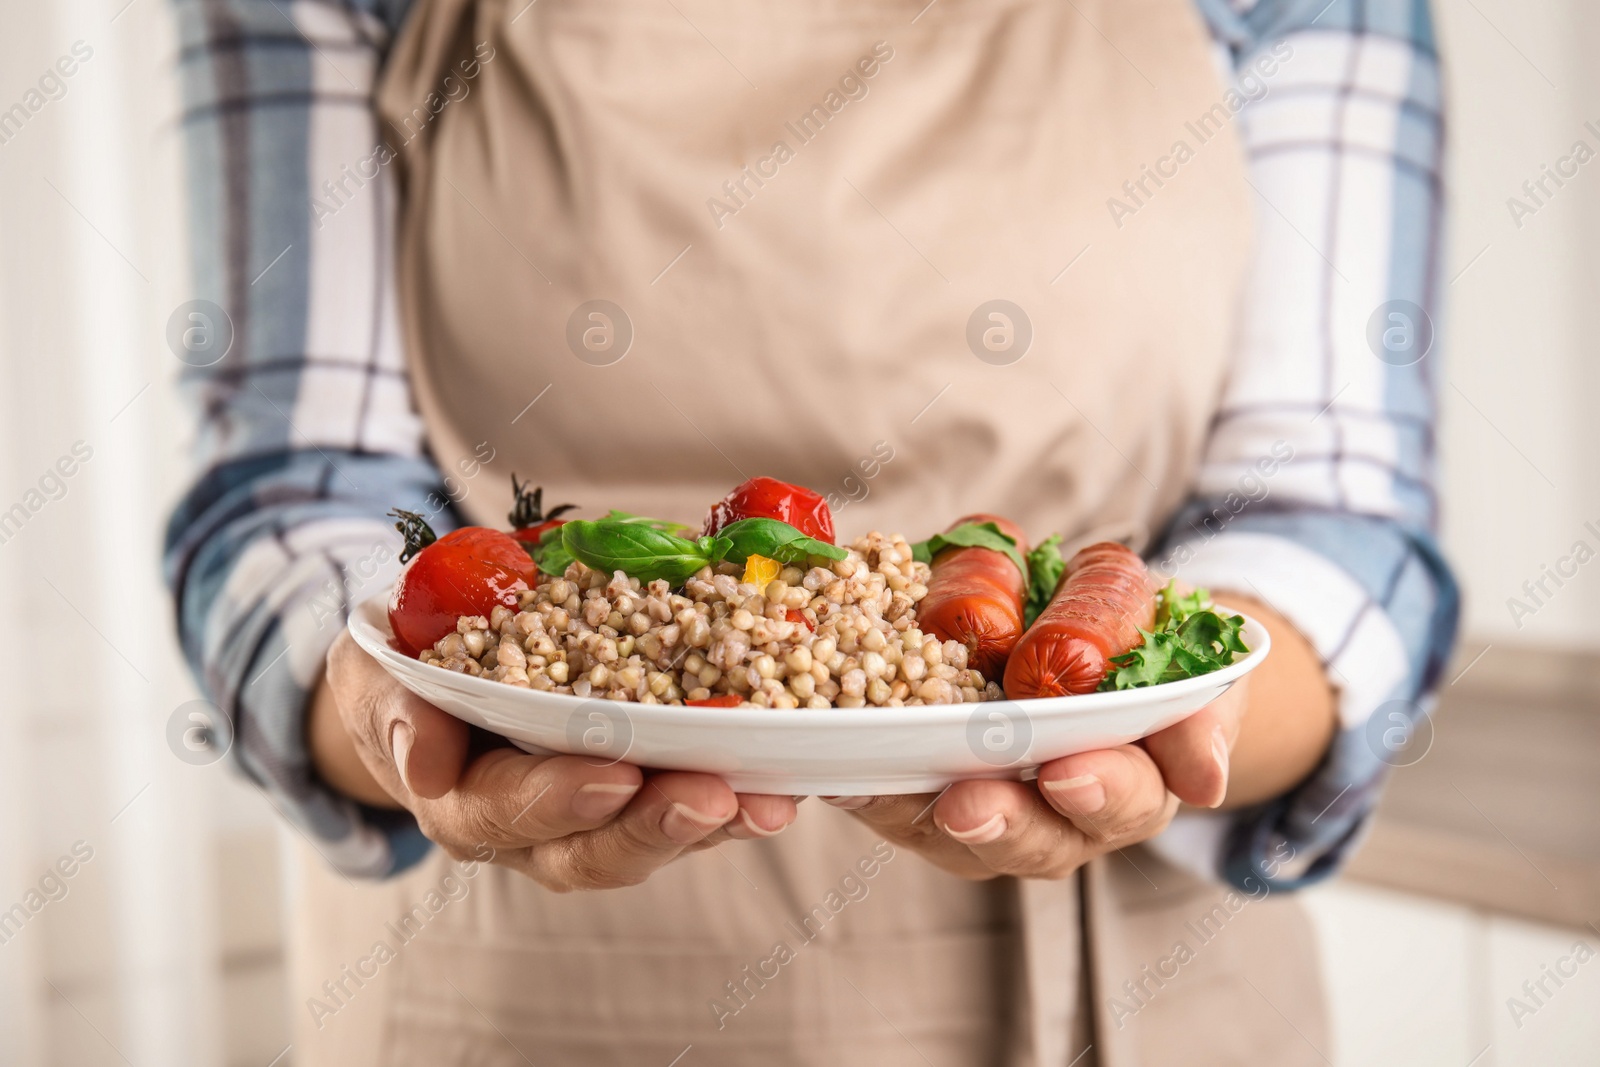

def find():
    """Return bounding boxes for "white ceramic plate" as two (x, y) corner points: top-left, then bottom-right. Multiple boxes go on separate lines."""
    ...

(349, 594), (1270, 795)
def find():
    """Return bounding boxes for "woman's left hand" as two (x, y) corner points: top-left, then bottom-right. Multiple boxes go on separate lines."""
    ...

(822, 681), (1244, 881)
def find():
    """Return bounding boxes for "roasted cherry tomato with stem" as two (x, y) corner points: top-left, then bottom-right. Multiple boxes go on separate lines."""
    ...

(387, 509), (539, 658)
(703, 476), (835, 545)
(507, 475), (578, 542)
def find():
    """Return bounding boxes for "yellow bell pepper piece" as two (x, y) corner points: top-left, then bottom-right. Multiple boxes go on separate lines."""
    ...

(742, 553), (780, 593)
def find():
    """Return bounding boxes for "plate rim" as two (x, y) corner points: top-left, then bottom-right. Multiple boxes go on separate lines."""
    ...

(349, 590), (1270, 725)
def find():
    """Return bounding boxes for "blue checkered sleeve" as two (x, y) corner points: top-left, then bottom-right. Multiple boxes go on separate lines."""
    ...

(163, 0), (440, 877)
(1152, 0), (1461, 890)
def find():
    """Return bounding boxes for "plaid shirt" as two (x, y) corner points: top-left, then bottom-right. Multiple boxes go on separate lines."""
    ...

(165, 0), (1459, 884)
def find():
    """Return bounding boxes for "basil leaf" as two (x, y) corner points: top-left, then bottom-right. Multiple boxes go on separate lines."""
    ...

(715, 518), (848, 566)
(1023, 533), (1065, 628)
(697, 535), (735, 564)
(601, 509), (695, 535)
(560, 520), (717, 584)
(911, 522), (1028, 582)
(533, 540), (575, 578)
(517, 521), (576, 577)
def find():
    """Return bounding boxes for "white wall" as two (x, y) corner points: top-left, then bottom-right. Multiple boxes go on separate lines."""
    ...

(1437, 0), (1600, 650)
(0, 1), (260, 1063)
(1305, 883), (1600, 1067)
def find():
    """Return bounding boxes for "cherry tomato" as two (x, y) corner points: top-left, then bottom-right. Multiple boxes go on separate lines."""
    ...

(703, 476), (835, 544)
(387, 510), (538, 657)
(508, 475), (577, 542)
(686, 694), (744, 707)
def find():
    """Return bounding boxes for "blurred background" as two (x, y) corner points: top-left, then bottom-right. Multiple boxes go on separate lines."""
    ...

(0, 0), (1596, 1064)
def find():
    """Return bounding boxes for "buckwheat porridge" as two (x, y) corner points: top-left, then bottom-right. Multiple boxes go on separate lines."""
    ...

(419, 531), (1004, 708)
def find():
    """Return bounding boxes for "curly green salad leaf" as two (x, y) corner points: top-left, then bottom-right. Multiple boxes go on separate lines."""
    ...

(1099, 582), (1250, 691)
(910, 522), (1029, 580)
(1022, 534), (1065, 628)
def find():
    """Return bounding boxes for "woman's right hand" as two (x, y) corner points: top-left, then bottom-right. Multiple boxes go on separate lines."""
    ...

(309, 631), (798, 890)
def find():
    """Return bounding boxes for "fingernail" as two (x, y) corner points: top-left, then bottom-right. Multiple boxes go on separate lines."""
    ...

(390, 722), (415, 793)
(726, 808), (788, 840)
(1043, 773), (1105, 815)
(572, 782), (637, 820)
(942, 812), (1007, 844)
(1210, 729), (1230, 808)
(821, 796), (869, 810)
(661, 802), (729, 844)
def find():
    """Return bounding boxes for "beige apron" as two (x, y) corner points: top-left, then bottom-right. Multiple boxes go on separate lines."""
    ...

(287, 0), (1329, 1063)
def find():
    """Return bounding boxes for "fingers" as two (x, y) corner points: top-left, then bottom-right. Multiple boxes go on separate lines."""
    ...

(328, 634), (656, 852)
(719, 793), (802, 842)
(430, 751), (646, 842)
(836, 756), (1175, 882)
(824, 793), (995, 880)
(326, 636), (804, 893)
(527, 772), (744, 891)
(933, 779), (1087, 879)
(327, 631), (469, 801)
(1036, 745), (1177, 847)
(388, 701), (471, 800)
(1141, 680), (1247, 808)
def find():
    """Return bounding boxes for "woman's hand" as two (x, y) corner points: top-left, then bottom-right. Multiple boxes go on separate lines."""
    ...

(822, 590), (1336, 881)
(821, 682), (1241, 881)
(309, 632), (798, 891)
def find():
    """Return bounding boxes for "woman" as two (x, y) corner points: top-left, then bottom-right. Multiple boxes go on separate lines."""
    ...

(166, 0), (1457, 1062)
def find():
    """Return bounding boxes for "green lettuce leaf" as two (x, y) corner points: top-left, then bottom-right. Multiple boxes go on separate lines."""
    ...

(1023, 534), (1065, 628)
(1099, 582), (1249, 691)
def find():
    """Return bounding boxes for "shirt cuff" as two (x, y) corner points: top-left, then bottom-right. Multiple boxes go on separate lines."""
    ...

(1166, 531), (1410, 727)
(222, 518), (436, 878)
(1143, 530), (1418, 888)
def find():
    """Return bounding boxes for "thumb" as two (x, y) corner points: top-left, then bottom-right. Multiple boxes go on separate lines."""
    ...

(381, 685), (471, 800)
(327, 631), (470, 802)
(1140, 678), (1246, 808)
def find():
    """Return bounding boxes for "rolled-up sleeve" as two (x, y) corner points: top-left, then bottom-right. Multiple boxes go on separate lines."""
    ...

(164, 0), (443, 877)
(1148, 0), (1460, 890)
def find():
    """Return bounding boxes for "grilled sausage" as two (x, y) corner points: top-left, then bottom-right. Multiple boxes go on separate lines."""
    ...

(918, 513), (1030, 681)
(1002, 541), (1156, 697)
